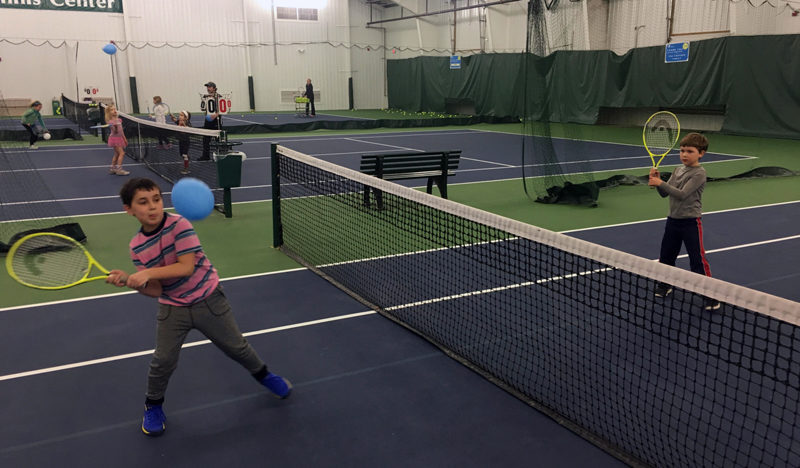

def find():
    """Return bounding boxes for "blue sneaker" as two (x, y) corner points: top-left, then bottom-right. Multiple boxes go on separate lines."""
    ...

(142, 404), (166, 437)
(261, 372), (292, 399)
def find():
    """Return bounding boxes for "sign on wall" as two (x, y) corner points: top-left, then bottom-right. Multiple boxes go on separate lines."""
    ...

(0, 0), (123, 13)
(665, 42), (690, 63)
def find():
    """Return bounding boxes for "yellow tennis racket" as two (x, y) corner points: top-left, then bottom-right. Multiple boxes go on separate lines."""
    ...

(643, 111), (680, 168)
(6, 232), (117, 290)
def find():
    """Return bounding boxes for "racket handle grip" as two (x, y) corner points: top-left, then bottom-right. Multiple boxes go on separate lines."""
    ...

(120, 276), (148, 289)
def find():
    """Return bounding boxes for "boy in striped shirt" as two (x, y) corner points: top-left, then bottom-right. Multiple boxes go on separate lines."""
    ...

(107, 177), (291, 437)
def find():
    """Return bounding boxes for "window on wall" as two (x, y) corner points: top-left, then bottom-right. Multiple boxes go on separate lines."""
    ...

(276, 7), (319, 21)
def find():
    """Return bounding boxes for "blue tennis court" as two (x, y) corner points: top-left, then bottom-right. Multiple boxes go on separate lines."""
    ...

(0, 129), (752, 220)
(2, 198), (797, 467)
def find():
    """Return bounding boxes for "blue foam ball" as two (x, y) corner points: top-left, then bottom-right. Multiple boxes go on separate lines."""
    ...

(171, 178), (214, 221)
(102, 43), (117, 55)
(205, 114), (214, 122)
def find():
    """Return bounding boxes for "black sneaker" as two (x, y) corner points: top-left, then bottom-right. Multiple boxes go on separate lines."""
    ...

(654, 282), (673, 298)
(703, 298), (721, 311)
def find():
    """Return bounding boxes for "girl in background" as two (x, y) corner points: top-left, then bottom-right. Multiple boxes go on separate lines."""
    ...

(20, 100), (48, 150)
(150, 96), (171, 149)
(105, 105), (130, 176)
(171, 110), (192, 174)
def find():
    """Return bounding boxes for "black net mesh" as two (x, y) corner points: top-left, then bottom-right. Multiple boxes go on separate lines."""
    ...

(273, 145), (800, 468)
(116, 111), (226, 211)
(522, 0), (598, 206)
(0, 91), (85, 252)
(60, 94), (103, 136)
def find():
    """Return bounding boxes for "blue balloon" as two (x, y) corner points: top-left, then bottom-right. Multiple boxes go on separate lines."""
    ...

(171, 178), (214, 221)
(102, 43), (117, 55)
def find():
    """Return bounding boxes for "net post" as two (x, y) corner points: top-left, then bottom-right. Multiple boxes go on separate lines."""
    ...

(441, 151), (450, 198)
(270, 143), (283, 248)
(223, 188), (233, 218)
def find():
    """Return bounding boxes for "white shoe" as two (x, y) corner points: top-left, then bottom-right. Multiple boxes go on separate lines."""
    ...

(115, 168), (130, 176)
(29, 145), (38, 149)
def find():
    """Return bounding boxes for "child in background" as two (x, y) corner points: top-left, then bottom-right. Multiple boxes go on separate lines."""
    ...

(20, 100), (48, 150)
(150, 96), (171, 149)
(171, 110), (192, 174)
(105, 105), (130, 176)
(106, 177), (292, 437)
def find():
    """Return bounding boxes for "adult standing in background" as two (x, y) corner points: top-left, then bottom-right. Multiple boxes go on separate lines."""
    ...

(303, 78), (316, 117)
(199, 81), (222, 161)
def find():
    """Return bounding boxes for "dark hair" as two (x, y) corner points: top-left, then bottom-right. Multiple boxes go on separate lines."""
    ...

(679, 132), (709, 152)
(31, 101), (42, 107)
(120, 178), (161, 205)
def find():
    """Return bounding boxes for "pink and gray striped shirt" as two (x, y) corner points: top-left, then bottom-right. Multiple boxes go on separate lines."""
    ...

(129, 213), (219, 306)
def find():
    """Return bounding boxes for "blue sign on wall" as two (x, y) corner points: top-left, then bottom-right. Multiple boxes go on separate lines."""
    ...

(450, 55), (462, 70)
(665, 42), (690, 63)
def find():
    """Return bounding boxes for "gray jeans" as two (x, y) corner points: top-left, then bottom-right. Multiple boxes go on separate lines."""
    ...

(146, 285), (266, 401)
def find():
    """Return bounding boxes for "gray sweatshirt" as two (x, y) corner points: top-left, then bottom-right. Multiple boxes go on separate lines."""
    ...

(656, 165), (706, 219)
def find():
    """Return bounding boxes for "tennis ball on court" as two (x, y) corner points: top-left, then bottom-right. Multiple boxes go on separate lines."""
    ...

(43, 132), (51, 140)
(171, 178), (214, 221)
(275, 117), (278, 120)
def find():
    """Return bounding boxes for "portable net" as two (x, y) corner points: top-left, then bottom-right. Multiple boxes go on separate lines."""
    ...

(116, 111), (225, 211)
(60, 94), (103, 136)
(0, 91), (85, 252)
(272, 144), (800, 468)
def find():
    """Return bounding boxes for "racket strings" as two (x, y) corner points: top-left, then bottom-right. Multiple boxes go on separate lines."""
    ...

(10, 236), (91, 287)
(644, 115), (680, 154)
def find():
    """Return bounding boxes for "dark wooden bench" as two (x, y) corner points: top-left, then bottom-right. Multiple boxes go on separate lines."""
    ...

(360, 150), (461, 208)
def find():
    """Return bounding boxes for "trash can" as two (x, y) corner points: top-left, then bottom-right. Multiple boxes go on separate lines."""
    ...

(52, 99), (61, 115)
(216, 153), (243, 188)
(215, 152), (244, 218)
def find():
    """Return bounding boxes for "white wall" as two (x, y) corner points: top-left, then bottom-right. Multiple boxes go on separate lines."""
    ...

(2, 0), (799, 115)
(0, 8), (124, 110)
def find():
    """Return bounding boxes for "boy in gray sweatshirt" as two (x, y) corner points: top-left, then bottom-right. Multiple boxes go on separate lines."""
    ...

(649, 132), (719, 311)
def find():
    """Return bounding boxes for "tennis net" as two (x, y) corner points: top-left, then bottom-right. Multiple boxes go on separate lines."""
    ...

(60, 94), (103, 136)
(271, 144), (800, 468)
(116, 111), (226, 212)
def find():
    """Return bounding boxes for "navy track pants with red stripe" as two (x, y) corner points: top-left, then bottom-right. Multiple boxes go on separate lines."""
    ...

(659, 216), (712, 277)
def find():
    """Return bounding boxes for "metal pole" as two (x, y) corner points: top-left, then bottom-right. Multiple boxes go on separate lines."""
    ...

(367, 0), (520, 26)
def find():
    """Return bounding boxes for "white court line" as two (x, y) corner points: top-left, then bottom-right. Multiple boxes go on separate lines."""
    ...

(0, 311), (376, 382)
(344, 137), (423, 153)
(1, 221), (798, 380)
(313, 113), (375, 121)
(218, 115), (264, 125)
(562, 199), (800, 234)
(0, 162), (147, 174)
(471, 127), (758, 161)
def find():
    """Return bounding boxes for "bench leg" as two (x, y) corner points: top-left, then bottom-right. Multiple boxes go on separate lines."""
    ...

(363, 186), (371, 208)
(375, 189), (383, 210)
(433, 177), (448, 199)
(426, 177), (434, 195)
